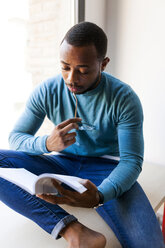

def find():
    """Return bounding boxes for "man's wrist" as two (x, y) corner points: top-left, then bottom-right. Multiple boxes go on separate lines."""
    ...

(94, 190), (104, 209)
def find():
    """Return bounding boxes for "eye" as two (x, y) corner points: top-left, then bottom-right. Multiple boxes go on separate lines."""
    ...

(79, 70), (89, 75)
(61, 67), (70, 71)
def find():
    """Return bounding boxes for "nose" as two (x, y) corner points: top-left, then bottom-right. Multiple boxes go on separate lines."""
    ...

(67, 70), (78, 84)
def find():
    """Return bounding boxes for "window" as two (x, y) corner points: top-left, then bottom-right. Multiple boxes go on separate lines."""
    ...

(0, 0), (73, 148)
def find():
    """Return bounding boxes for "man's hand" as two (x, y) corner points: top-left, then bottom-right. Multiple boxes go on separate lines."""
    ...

(46, 118), (82, 152)
(37, 179), (100, 208)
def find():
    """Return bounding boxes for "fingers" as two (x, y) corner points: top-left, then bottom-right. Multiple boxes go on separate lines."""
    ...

(63, 132), (77, 141)
(79, 179), (97, 191)
(58, 118), (82, 130)
(64, 137), (76, 147)
(37, 179), (79, 205)
(61, 123), (79, 135)
(37, 179), (99, 208)
(51, 179), (78, 198)
(37, 194), (69, 205)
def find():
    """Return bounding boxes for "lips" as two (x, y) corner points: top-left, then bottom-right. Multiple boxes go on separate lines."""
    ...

(67, 85), (82, 93)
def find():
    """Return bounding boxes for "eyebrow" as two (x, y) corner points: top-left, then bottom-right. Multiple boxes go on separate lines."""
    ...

(60, 60), (89, 68)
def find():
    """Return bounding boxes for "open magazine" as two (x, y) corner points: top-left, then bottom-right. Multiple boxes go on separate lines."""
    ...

(0, 168), (87, 195)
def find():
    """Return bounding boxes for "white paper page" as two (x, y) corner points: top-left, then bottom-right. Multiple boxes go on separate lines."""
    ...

(37, 174), (87, 193)
(51, 174), (86, 193)
(0, 168), (38, 194)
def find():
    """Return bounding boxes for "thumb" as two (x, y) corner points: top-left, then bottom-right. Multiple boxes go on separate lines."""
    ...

(78, 179), (97, 191)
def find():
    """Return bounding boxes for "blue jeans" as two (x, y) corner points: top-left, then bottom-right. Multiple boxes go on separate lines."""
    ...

(0, 149), (164, 248)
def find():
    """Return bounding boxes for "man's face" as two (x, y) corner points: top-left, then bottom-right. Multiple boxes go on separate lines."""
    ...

(60, 40), (103, 94)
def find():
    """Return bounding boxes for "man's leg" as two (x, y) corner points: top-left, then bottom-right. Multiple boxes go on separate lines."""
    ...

(97, 182), (165, 248)
(0, 149), (77, 239)
(0, 150), (106, 248)
(77, 156), (165, 248)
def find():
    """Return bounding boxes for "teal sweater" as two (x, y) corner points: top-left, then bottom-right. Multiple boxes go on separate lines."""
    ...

(9, 72), (144, 202)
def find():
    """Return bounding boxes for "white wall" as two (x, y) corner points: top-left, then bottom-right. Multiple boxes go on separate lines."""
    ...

(105, 0), (165, 166)
(85, 0), (106, 30)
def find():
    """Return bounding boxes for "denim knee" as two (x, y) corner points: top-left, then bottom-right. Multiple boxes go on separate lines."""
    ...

(0, 149), (17, 168)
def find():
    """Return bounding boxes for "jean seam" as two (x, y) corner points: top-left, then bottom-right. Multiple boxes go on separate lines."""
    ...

(97, 205), (128, 247)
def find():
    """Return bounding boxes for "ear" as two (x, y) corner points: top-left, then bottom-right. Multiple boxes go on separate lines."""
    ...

(101, 57), (110, 71)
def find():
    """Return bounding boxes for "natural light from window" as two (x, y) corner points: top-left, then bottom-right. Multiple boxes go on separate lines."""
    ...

(0, 0), (32, 148)
(0, 0), (73, 149)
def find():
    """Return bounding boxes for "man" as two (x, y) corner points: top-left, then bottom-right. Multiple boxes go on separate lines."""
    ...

(0, 22), (164, 248)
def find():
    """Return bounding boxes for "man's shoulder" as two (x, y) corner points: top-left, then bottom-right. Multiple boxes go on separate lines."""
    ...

(102, 72), (133, 97)
(28, 74), (64, 103)
(102, 73), (143, 120)
(26, 74), (65, 113)
(41, 74), (64, 90)
(30, 74), (65, 99)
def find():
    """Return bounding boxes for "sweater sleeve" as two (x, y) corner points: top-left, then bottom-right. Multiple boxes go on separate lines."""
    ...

(98, 89), (144, 202)
(8, 83), (49, 155)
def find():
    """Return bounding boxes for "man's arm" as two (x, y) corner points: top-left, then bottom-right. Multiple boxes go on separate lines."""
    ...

(8, 83), (49, 155)
(8, 108), (49, 155)
(9, 83), (81, 155)
(97, 89), (144, 202)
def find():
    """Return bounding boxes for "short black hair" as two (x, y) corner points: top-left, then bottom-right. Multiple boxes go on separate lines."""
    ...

(61, 22), (107, 60)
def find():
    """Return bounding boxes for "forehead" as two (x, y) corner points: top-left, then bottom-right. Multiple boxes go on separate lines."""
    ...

(60, 40), (98, 64)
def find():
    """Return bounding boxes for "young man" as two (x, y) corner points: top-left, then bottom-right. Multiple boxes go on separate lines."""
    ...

(0, 22), (164, 248)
